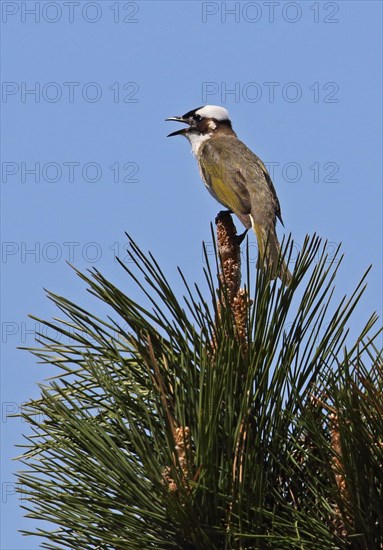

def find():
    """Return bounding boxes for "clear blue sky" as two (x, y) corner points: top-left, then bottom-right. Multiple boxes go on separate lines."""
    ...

(1, 1), (382, 547)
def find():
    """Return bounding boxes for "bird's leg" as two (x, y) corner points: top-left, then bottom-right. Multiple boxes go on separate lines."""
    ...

(215, 211), (247, 244)
(236, 229), (248, 245)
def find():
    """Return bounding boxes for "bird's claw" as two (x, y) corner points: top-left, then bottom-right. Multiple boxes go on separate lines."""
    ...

(236, 229), (248, 245)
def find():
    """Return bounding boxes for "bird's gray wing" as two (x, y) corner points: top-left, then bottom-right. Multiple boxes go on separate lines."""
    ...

(252, 156), (283, 225)
(200, 136), (282, 227)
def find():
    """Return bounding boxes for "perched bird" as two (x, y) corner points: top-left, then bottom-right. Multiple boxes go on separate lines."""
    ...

(166, 105), (291, 283)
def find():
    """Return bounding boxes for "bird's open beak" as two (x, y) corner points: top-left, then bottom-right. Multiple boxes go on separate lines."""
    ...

(165, 116), (189, 137)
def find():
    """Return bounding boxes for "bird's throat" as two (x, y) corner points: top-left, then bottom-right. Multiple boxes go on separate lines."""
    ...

(186, 132), (212, 157)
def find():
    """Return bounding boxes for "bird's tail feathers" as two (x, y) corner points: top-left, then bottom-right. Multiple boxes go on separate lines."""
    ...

(251, 221), (292, 285)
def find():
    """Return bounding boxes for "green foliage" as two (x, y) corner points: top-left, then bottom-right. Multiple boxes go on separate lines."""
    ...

(16, 235), (382, 549)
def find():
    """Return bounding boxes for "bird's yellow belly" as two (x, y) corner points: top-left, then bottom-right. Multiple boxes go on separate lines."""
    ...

(208, 175), (242, 213)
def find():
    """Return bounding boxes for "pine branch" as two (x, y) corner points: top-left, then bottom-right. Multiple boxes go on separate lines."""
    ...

(14, 231), (382, 549)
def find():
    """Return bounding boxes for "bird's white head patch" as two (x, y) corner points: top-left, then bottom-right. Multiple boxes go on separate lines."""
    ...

(194, 105), (230, 121)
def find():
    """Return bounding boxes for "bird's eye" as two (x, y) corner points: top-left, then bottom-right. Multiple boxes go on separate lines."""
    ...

(193, 114), (202, 122)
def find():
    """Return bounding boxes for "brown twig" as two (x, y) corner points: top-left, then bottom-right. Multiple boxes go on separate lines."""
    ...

(215, 212), (251, 548)
(330, 412), (350, 538)
(215, 211), (250, 353)
(144, 336), (192, 495)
